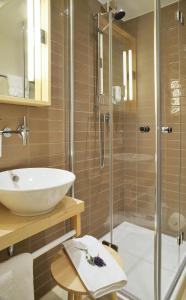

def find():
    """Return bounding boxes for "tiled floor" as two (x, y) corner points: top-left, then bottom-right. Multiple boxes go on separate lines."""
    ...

(40, 286), (67, 300)
(41, 222), (186, 300)
(101, 222), (186, 300)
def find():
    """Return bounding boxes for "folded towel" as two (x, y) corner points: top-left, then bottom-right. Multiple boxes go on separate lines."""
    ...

(63, 235), (127, 298)
(8, 74), (24, 98)
(0, 253), (34, 300)
(0, 76), (8, 95)
(112, 86), (122, 104)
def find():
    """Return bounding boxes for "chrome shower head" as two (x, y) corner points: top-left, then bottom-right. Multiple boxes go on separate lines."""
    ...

(114, 9), (125, 20)
(96, 8), (126, 33)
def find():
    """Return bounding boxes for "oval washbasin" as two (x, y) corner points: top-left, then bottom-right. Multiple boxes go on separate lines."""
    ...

(0, 168), (75, 216)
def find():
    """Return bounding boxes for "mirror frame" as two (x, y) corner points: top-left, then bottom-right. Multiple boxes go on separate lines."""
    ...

(0, 0), (51, 106)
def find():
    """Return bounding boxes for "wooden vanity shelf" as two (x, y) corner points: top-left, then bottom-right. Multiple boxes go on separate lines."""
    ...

(0, 196), (84, 251)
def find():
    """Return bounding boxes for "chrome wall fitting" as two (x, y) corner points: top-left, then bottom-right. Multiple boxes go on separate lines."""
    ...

(1, 116), (29, 145)
(7, 245), (14, 257)
(0, 116), (29, 158)
(161, 126), (172, 134)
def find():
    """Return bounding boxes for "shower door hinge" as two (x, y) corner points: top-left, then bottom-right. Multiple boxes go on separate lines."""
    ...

(176, 10), (184, 25)
(41, 29), (46, 44)
(177, 232), (184, 246)
(100, 58), (103, 68)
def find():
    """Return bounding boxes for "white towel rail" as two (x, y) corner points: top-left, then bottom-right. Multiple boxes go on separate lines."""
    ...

(8, 230), (76, 259)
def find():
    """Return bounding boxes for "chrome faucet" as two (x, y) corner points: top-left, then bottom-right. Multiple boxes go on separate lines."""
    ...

(0, 116), (29, 146)
(16, 116), (29, 145)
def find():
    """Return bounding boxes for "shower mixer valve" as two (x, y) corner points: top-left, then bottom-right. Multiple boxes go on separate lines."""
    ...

(139, 126), (150, 133)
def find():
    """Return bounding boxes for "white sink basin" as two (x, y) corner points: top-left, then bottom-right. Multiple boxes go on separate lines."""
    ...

(0, 168), (75, 216)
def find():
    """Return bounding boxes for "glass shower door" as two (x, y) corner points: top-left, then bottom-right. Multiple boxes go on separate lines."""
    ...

(178, 0), (186, 266)
(110, 4), (156, 299)
(160, 0), (186, 298)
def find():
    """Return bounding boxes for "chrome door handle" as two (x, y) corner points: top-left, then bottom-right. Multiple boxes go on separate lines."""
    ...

(161, 127), (172, 133)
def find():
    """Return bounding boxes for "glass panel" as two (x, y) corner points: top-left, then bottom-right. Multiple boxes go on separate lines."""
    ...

(73, 1), (112, 238)
(110, 2), (156, 299)
(160, 0), (182, 298)
(73, 1), (185, 299)
(179, 0), (186, 264)
(72, 1), (186, 299)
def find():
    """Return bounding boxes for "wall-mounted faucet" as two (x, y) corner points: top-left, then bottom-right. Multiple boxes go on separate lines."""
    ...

(0, 116), (29, 157)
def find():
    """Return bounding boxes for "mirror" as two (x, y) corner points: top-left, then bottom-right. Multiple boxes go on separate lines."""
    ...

(99, 15), (136, 105)
(112, 24), (136, 103)
(0, 0), (50, 106)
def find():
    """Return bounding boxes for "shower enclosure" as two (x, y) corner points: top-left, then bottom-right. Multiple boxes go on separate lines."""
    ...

(68, 0), (186, 299)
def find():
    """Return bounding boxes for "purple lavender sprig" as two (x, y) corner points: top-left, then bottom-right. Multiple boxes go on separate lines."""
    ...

(86, 253), (106, 267)
(75, 247), (106, 267)
(93, 255), (106, 267)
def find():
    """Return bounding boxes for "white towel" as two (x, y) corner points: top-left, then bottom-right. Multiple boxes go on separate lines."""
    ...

(8, 75), (24, 98)
(63, 235), (127, 298)
(112, 86), (122, 104)
(0, 253), (34, 300)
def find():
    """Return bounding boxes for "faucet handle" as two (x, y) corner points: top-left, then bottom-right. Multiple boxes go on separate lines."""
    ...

(18, 116), (30, 146)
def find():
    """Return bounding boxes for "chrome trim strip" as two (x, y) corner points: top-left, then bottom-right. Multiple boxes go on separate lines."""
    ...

(154, 0), (162, 299)
(108, 11), (114, 243)
(69, 0), (74, 197)
(32, 230), (76, 259)
(97, 13), (104, 170)
(164, 256), (186, 300)
(119, 289), (141, 300)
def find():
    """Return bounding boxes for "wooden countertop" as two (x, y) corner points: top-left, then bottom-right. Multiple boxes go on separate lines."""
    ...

(0, 196), (84, 251)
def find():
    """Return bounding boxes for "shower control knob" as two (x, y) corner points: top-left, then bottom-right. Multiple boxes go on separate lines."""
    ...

(161, 127), (172, 133)
(139, 126), (150, 133)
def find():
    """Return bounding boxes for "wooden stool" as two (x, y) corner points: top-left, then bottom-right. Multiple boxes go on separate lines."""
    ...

(51, 245), (124, 300)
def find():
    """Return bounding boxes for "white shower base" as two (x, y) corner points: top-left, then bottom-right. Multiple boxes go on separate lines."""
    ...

(101, 222), (186, 300)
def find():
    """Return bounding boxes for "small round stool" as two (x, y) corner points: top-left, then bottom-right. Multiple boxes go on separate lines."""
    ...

(51, 245), (124, 300)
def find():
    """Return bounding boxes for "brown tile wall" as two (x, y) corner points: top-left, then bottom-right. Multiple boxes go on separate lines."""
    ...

(73, 0), (126, 237)
(111, 30), (131, 227)
(0, 1), (68, 298)
(73, 0), (111, 238)
(122, 2), (186, 242)
(161, 3), (181, 237)
(161, 1), (186, 240)
(122, 13), (156, 230)
(0, 0), (125, 297)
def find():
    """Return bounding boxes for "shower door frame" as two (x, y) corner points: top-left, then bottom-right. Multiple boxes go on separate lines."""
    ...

(154, 0), (162, 300)
(155, 1), (186, 299)
(99, 0), (163, 298)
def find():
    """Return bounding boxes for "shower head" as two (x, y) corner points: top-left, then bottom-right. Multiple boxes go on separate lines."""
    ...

(114, 9), (125, 20)
(98, 9), (126, 33)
